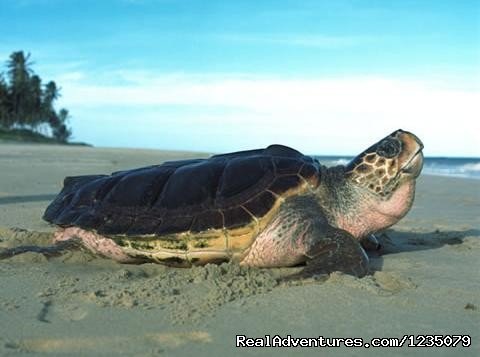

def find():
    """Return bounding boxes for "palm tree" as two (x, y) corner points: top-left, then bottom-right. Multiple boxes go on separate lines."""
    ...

(27, 74), (42, 129)
(7, 51), (32, 84)
(1, 51), (73, 142)
(51, 108), (72, 142)
(42, 80), (61, 133)
(0, 75), (11, 128)
(43, 81), (59, 107)
(6, 51), (33, 127)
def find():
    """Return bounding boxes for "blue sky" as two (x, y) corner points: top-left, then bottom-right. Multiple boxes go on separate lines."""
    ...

(0, 0), (479, 156)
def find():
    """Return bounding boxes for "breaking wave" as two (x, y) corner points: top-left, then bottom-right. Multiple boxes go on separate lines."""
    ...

(423, 161), (480, 179)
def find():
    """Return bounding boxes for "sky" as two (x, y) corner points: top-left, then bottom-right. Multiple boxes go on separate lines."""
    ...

(0, 0), (479, 156)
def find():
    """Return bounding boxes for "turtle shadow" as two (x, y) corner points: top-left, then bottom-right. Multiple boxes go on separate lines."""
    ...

(377, 228), (480, 254)
(368, 228), (480, 272)
(0, 194), (57, 205)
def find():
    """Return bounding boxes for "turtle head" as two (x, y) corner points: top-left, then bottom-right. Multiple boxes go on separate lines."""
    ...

(345, 129), (424, 197)
(319, 130), (424, 239)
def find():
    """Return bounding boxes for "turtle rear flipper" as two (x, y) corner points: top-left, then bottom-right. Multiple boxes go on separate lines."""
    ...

(0, 238), (82, 260)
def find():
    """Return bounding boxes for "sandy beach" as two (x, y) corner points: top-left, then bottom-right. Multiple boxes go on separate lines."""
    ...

(0, 143), (478, 356)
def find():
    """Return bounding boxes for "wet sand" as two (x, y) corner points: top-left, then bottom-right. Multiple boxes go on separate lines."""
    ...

(0, 143), (479, 356)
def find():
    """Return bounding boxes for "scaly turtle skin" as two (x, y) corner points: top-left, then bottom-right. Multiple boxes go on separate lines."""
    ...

(6, 129), (424, 278)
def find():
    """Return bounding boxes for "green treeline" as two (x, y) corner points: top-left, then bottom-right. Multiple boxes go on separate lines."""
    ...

(0, 51), (72, 142)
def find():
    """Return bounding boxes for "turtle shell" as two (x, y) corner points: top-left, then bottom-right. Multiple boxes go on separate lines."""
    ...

(43, 144), (320, 265)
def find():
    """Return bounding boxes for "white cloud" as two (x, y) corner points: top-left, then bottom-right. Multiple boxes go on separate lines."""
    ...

(57, 72), (480, 156)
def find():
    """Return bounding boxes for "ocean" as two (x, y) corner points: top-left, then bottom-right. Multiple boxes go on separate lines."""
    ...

(315, 156), (480, 180)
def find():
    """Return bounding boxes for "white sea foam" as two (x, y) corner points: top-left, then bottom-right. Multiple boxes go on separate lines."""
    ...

(330, 158), (350, 166)
(461, 162), (480, 172)
(423, 161), (480, 179)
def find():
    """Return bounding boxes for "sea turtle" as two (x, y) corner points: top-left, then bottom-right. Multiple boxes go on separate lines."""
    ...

(3, 129), (423, 278)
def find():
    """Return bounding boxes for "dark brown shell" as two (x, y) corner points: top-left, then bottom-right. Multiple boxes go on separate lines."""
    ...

(43, 145), (320, 237)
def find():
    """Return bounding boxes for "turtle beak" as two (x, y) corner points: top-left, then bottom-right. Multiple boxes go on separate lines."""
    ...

(397, 130), (424, 177)
(402, 151), (424, 177)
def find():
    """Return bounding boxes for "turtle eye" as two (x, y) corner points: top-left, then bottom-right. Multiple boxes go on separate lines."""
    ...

(376, 139), (401, 158)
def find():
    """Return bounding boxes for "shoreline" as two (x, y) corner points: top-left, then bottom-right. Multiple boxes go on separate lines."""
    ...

(1, 141), (477, 180)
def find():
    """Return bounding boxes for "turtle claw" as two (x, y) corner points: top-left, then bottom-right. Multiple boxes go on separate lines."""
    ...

(361, 234), (382, 252)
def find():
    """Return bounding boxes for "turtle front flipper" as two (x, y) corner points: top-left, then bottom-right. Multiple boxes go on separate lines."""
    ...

(299, 227), (369, 279)
(240, 195), (369, 279)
